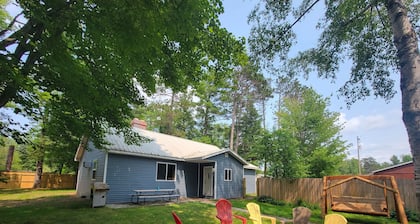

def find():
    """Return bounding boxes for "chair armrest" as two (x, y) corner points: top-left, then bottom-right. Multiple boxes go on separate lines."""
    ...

(233, 214), (247, 224)
(249, 217), (259, 222)
(261, 215), (276, 224)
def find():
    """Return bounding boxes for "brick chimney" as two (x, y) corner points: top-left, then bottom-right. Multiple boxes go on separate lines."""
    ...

(131, 118), (147, 129)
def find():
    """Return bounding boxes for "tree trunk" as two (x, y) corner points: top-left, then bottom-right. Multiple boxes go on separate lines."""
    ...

(230, 100), (237, 151)
(262, 100), (266, 129)
(33, 159), (43, 188)
(234, 121), (240, 152)
(58, 163), (64, 174)
(387, 0), (420, 214)
(5, 145), (15, 171)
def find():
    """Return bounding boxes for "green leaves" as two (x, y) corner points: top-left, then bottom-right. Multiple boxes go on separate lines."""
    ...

(248, 0), (415, 105)
(1, 0), (241, 147)
(0, 0), (10, 30)
(275, 87), (347, 177)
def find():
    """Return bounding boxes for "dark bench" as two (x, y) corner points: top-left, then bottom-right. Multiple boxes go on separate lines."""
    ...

(131, 189), (179, 204)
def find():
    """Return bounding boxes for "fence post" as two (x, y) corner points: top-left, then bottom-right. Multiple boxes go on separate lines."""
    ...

(390, 176), (408, 224)
(256, 178), (260, 197)
(321, 176), (327, 217)
(242, 178), (246, 198)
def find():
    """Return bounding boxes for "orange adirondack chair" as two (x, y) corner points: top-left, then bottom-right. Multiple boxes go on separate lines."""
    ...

(216, 198), (247, 224)
(172, 211), (183, 224)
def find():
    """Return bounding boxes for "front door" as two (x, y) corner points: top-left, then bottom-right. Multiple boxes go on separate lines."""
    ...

(203, 166), (213, 197)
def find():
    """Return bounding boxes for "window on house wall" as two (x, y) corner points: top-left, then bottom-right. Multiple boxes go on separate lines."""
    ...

(92, 160), (98, 180)
(224, 168), (232, 181)
(156, 162), (176, 181)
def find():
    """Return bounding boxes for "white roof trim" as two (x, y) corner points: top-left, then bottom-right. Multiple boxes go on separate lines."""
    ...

(244, 163), (260, 170)
(200, 149), (248, 165)
(74, 136), (88, 162)
(108, 150), (185, 162)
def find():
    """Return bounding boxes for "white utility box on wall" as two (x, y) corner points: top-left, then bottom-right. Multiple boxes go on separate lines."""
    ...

(92, 182), (109, 208)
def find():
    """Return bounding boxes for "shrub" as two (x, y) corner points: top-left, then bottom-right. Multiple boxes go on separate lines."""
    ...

(293, 199), (319, 210)
(390, 208), (419, 222)
(257, 196), (286, 206)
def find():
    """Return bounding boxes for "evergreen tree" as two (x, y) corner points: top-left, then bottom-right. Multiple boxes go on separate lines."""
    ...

(361, 157), (382, 174)
(236, 102), (263, 161)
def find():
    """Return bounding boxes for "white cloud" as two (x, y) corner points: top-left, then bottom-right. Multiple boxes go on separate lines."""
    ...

(339, 110), (410, 163)
(339, 113), (392, 133)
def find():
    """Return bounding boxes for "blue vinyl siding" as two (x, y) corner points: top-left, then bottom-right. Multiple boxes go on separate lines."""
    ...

(83, 143), (107, 182)
(177, 162), (199, 198)
(106, 154), (172, 203)
(209, 153), (244, 199)
(105, 154), (199, 203)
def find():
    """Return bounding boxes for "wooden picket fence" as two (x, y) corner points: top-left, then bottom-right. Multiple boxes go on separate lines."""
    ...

(257, 177), (417, 212)
(0, 171), (76, 189)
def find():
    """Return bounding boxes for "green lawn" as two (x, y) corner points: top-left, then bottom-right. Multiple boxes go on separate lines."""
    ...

(0, 189), (415, 224)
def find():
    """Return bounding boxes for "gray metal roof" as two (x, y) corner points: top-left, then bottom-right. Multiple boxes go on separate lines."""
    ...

(370, 161), (413, 174)
(104, 128), (247, 163)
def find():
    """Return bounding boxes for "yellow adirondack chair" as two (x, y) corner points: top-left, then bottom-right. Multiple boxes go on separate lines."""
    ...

(246, 202), (278, 224)
(324, 214), (347, 224)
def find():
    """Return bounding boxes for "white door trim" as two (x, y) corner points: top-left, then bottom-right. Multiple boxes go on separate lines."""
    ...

(203, 166), (213, 197)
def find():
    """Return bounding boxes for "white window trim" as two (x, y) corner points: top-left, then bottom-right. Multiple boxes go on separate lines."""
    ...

(156, 162), (177, 181)
(224, 168), (232, 181)
(92, 159), (98, 181)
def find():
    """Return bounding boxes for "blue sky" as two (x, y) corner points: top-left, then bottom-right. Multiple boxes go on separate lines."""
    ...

(219, 0), (411, 163)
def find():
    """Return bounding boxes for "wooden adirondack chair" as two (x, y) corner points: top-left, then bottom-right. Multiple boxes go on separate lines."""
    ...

(324, 214), (347, 224)
(172, 211), (183, 224)
(246, 202), (278, 224)
(292, 207), (312, 224)
(216, 198), (247, 224)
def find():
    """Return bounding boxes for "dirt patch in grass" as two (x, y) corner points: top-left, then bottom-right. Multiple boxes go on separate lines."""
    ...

(0, 194), (87, 208)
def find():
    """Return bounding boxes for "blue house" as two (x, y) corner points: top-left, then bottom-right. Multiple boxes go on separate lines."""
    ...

(74, 119), (258, 204)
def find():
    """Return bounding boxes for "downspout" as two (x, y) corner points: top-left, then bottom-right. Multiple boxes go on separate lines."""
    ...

(103, 153), (108, 183)
(214, 162), (217, 199)
(197, 163), (201, 198)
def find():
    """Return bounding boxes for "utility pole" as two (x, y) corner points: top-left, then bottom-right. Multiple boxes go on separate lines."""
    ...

(357, 136), (361, 175)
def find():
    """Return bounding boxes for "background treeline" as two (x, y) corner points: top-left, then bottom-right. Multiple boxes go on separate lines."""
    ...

(1, 73), (411, 178)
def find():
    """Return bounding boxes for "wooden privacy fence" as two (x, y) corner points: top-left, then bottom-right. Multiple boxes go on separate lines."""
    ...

(257, 177), (417, 212)
(0, 171), (76, 189)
